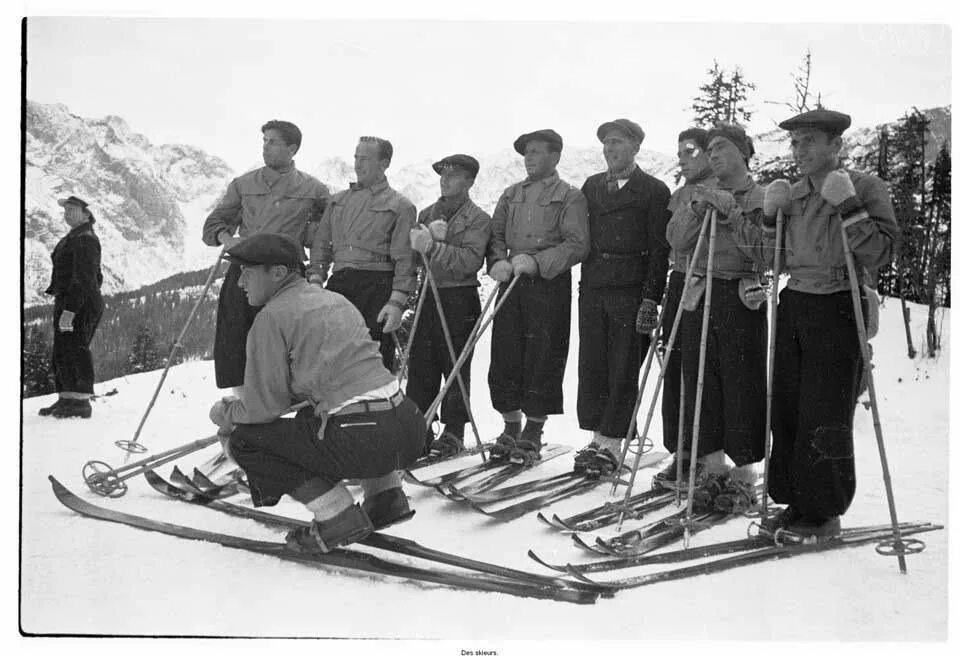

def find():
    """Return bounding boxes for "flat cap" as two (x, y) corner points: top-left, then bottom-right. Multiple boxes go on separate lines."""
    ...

(57, 195), (90, 209)
(779, 109), (852, 134)
(225, 233), (302, 267)
(597, 118), (645, 145)
(513, 129), (563, 155)
(706, 123), (755, 160)
(432, 153), (480, 178)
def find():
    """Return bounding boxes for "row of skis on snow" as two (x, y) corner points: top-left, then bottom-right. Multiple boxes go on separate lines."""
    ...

(52, 440), (940, 604)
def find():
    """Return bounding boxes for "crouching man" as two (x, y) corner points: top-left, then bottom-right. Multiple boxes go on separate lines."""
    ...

(207, 233), (425, 554)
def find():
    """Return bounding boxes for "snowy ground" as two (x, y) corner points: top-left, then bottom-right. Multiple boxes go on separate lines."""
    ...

(17, 294), (953, 660)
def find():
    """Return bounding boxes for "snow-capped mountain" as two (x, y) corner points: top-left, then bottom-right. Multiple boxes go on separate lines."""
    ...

(23, 101), (234, 304)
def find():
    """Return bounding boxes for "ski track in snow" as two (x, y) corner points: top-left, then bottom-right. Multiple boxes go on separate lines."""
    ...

(20, 293), (949, 641)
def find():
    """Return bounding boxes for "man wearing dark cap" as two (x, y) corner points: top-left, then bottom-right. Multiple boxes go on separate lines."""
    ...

(654, 128), (718, 483)
(665, 122), (767, 510)
(39, 195), (104, 418)
(207, 233), (425, 554)
(486, 129), (589, 465)
(203, 120), (330, 391)
(572, 118), (670, 477)
(726, 109), (898, 538)
(309, 136), (416, 372)
(406, 154), (492, 457)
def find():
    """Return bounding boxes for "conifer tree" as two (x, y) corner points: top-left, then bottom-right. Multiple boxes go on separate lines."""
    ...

(22, 325), (55, 397)
(127, 324), (163, 374)
(692, 60), (755, 126)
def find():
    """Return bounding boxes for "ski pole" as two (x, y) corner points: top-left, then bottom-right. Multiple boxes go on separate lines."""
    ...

(421, 260), (487, 462)
(425, 273), (521, 424)
(609, 210), (711, 511)
(681, 209), (718, 548)
(840, 223), (915, 573)
(758, 210), (784, 519)
(674, 256), (693, 508)
(398, 268), (430, 383)
(86, 398), (311, 498)
(115, 249), (226, 455)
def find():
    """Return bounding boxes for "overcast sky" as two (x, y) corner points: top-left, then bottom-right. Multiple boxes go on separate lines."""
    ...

(24, 13), (951, 174)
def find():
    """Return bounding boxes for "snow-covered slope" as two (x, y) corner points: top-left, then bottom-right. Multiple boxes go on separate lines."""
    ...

(19, 290), (948, 643)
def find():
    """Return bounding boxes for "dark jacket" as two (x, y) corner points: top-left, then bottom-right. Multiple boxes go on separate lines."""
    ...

(45, 220), (103, 312)
(580, 168), (671, 300)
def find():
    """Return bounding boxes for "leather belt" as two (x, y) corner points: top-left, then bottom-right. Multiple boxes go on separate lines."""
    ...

(334, 391), (404, 417)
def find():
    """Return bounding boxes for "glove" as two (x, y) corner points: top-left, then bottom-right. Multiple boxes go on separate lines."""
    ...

(762, 179), (792, 226)
(208, 396), (239, 429)
(489, 259), (514, 282)
(58, 310), (75, 332)
(378, 302), (403, 333)
(635, 298), (659, 334)
(820, 170), (857, 207)
(308, 264), (329, 285)
(410, 225), (435, 255)
(428, 219), (448, 241)
(692, 186), (736, 217)
(510, 254), (539, 276)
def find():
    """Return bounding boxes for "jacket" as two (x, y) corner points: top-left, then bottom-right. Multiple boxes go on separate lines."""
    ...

(202, 164), (330, 258)
(486, 172), (589, 280)
(667, 174), (720, 269)
(579, 167), (671, 300)
(45, 220), (103, 312)
(310, 179), (417, 294)
(418, 198), (492, 288)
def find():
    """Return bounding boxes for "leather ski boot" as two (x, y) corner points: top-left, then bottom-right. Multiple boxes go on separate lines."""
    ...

(285, 504), (373, 554)
(362, 487), (416, 530)
(38, 397), (66, 416)
(53, 398), (92, 419)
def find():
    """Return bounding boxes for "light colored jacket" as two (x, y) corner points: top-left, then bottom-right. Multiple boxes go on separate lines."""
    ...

(418, 198), (492, 288)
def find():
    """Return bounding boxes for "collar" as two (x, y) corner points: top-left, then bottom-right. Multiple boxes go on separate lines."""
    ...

(522, 171), (559, 188)
(717, 174), (756, 195)
(350, 177), (390, 194)
(264, 162), (296, 177)
(687, 172), (718, 188)
(270, 274), (305, 302)
(792, 176), (816, 200)
(606, 163), (638, 181)
(66, 220), (96, 236)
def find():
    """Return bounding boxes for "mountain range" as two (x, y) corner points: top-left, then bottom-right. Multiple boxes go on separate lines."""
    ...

(22, 100), (950, 304)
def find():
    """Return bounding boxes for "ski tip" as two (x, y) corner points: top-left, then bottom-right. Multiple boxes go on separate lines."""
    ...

(563, 564), (616, 589)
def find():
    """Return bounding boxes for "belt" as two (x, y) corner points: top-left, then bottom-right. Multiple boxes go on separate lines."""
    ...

(335, 390), (404, 416)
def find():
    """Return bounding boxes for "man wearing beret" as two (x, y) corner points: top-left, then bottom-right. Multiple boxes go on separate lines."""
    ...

(665, 122), (767, 511)
(309, 136), (416, 372)
(207, 233), (425, 554)
(407, 155), (492, 457)
(39, 196), (104, 419)
(486, 129), (589, 465)
(572, 119), (671, 477)
(726, 109), (899, 538)
(203, 120), (330, 392)
(654, 128), (718, 483)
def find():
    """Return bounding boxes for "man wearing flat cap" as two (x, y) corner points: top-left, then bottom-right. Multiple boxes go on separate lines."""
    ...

(486, 129), (589, 465)
(203, 120), (330, 392)
(207, 233), (424, 554)
(653, 128), (718, 485)
(665, 122), (767, 510)
(726, 109), (899, 539)
(39, 195), (104, 418)
(572, 118), (671, 477)
(406, 154), (492, 458)
(309, 136), (416, 372)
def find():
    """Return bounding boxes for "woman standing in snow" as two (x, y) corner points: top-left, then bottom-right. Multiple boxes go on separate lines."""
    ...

(39, 195), (104, 419)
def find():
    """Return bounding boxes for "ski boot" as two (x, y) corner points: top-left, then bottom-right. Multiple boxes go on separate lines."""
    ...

(692, 473), (728, 512)
(779, 516), (841, 544)
(759, 505), (802, 536)
(582, 447), (620, 479)
(52, 398), (92, 419)
(362, 487), (416, 530)
(713, 478), (758, 514)
(573, 442), (601, 473)
(510, 437), (542, 467)
(489, 432), (518, 462)
(653, 455), (703, 489)
(427, 431), (465, 459)
(38, 397), (66, 416)
(286, 504), (374, 554)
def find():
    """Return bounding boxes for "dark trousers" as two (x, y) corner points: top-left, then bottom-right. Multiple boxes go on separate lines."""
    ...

(230, 397), (425, 507)
(406, 286), (480, 428)
(680, 278), (766, 466)
(576, 286), (650, 438)
(769, 289), (861, 520)
(488, 272), (571, 417)
(660, 270), (685, 453)
(326, 269), (396, 372)
(52, 295), (103, 395)
(214, 263), (262, 389)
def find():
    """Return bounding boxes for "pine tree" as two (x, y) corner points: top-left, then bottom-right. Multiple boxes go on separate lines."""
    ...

(923, 143), (951, 355)
(127, 324), (163, 374)
(22, 325), (55, 397)
(691, 61), (755, 127)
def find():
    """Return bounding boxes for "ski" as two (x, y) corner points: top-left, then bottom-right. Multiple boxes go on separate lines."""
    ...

(170, 465), (241, 499)
(406, 442), (497, 472)
(444, 471), (576, 504)
(192, 467), (246, 494)
(403, 455), (507, 489)
(142, 469), (611, 597)
(471, 452), (669, 522)
(537, 486), (673, 532)
(589, 510), (734, 556)
(437, 445), (573, 502)
(529, 522), (932, 574)
(561, 523), (942, 589)
(50, 475), (598, 604)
